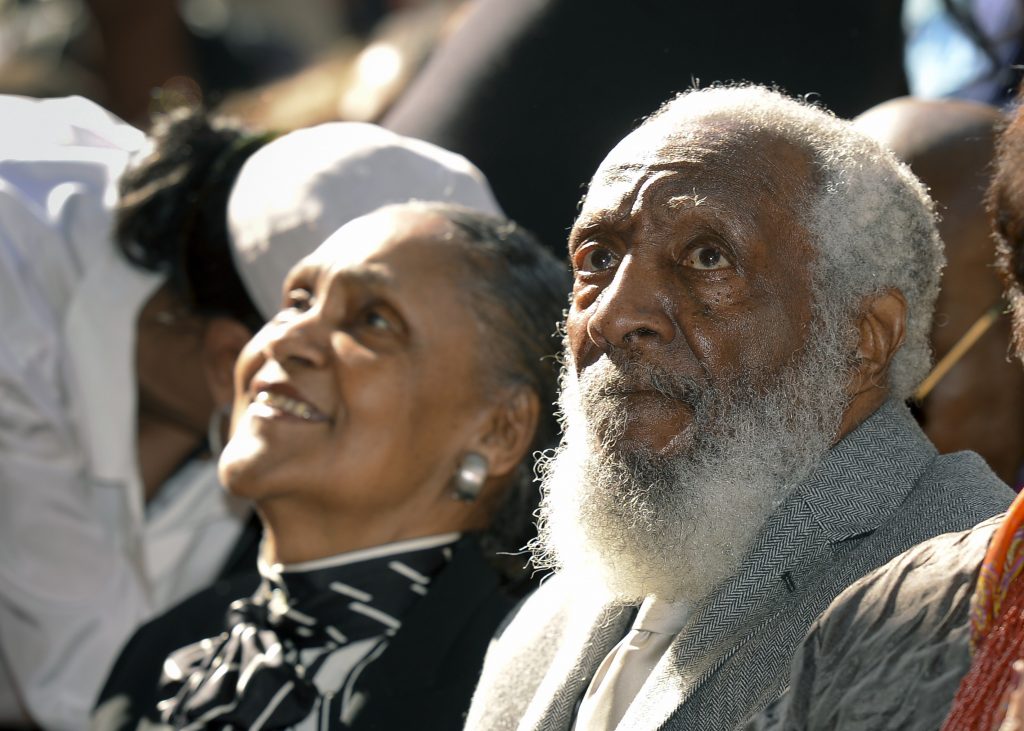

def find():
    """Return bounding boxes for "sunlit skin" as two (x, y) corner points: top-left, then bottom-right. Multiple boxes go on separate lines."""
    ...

(220, 208), (533, 564)
(566, 120), (893, 455)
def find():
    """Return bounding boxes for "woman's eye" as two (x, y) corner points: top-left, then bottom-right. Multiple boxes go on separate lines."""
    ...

(682, 244), (732, 271)
(575, 244), (619, 274)
(362, 308), (392, 332)
(284, 288), (314, 311)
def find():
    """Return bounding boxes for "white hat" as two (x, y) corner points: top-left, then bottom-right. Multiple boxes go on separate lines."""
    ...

(227, 122), (503, 320)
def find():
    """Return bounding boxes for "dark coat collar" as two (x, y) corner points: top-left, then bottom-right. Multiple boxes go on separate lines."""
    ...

(346, 535), (516, 729)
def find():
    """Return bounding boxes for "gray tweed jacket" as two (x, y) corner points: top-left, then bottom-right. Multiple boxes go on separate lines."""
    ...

(463, 401), (1014, 731)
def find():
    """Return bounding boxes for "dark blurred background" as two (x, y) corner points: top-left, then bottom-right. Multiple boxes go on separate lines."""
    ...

(2, 0), (1021, 253)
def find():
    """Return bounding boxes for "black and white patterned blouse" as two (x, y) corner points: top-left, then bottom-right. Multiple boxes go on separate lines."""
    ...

(156, 533), (460, 730)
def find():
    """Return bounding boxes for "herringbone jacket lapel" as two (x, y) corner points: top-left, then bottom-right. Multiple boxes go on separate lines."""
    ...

(618, 401), (936, 730)
(464, 575), (634, 731)
(519, 598), (631, 730)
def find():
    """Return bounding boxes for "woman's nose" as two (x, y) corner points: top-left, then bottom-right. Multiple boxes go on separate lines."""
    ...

(263, 312), (330, 368)
(584, 259), (676, 353)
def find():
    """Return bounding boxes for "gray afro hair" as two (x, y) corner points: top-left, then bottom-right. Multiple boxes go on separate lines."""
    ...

(645, 84), (943, 400)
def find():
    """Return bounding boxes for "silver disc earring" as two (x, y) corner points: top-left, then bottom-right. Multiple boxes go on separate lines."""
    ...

(454, 452), (489, 501)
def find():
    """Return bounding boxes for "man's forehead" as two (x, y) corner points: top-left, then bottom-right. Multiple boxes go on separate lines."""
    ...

(603, 115), (747, 167)
(578, 120), (812, 223)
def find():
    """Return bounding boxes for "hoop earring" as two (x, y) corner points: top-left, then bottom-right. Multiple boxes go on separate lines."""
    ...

(454, 452), (489, 502)
(207, 405), (231, 457)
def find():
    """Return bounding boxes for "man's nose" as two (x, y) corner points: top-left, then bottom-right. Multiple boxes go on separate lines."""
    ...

(585, 259), (676, 352)
(263, 312), (330, 369)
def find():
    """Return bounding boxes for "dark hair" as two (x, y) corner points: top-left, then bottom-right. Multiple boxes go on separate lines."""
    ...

(116, 106), (275, 330)
(407, 202), (571, 583)
(990, 95), (1024, 348)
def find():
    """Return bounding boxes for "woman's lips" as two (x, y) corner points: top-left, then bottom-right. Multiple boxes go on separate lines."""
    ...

(251, 389), (330, 423)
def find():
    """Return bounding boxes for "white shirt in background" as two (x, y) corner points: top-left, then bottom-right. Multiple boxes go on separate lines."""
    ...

(0, 94), (249, 730)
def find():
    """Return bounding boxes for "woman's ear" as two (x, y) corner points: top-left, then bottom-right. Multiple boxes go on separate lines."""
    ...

(201, 317), (254, 408)
(473, 385), (541, 480)
(848, 288), (907, 398)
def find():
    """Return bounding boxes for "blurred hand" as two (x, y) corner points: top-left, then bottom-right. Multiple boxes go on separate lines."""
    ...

(999, 661), (1024, 731)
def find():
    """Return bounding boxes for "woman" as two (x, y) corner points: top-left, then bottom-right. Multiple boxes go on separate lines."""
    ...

(1, 95), (505, 730)
(95, 202), (569, 730)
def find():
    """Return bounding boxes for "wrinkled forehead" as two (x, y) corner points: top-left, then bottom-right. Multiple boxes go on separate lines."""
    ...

(581, 118), (815, 221)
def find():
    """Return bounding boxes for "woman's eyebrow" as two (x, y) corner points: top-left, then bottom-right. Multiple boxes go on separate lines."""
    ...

(283, 261), (321, 288)
(325, 263), (395, 293)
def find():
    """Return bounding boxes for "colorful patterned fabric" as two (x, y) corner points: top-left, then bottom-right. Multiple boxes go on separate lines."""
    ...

(969, 493), (1024, 651)
(942, 493), (1024, 731)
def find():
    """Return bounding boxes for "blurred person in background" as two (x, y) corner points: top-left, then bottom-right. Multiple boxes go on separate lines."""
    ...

(745, 86), (1024, 731)
(903, 0), (1024, 106)
(854, 97), (1024, 487)
(0, 0), (466, 128)
(94, 202), (569, 730)
(0, 97), (263, 730)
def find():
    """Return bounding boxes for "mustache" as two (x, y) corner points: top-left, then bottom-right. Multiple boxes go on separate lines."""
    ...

(582, 355), (704, 406)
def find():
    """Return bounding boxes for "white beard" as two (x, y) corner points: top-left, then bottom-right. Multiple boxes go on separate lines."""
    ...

(529, 322), (853, 606)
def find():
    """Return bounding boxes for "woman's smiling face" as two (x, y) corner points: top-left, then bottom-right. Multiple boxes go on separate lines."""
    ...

(220, 207), (493, 524)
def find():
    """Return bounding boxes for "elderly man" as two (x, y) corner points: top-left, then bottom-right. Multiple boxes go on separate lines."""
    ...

(463, 85), (1013, 731)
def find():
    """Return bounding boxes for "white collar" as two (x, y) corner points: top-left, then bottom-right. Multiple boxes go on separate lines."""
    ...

(260, 532), (462, 578)
(633, 595), (692, 635)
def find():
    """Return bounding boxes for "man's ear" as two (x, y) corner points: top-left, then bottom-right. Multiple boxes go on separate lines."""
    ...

(849, 288), (907, 398)
(472, 386), (541, 480)
(201, 317), (254, 407)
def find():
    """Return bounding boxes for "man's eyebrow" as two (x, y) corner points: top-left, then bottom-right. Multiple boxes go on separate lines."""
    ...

(571, 209), (631, 238)
(568, 216), (613, 254)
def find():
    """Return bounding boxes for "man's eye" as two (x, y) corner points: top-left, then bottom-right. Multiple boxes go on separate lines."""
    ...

(682, 245), (732, 271)
(284, 288), (314, 310)
(575, 244), (618, 274)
